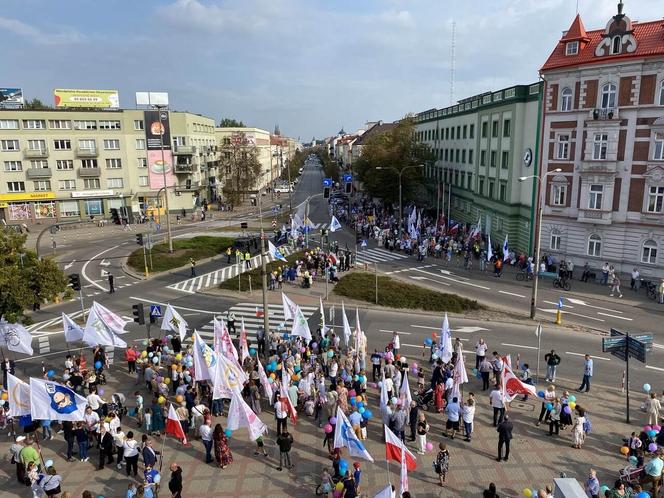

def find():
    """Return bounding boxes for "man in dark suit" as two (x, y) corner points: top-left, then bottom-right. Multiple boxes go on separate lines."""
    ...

(142, 439), (159, 468)
(497, 415), (513, 462)
(97, 426), (114, 470)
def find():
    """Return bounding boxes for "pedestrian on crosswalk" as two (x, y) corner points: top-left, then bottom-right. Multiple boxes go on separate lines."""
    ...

(108, 272), (115, 293)
(227, 312), (236, 335)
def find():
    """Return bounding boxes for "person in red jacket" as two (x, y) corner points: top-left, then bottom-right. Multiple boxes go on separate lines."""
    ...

(125, 346), (138, 374)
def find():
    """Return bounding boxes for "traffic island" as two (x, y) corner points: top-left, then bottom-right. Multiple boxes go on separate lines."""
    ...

(334, 271), (483, 313)
(219, 250), (309, 292)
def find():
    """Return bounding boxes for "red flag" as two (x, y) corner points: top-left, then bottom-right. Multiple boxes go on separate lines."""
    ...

(448, 223), (459, 235)
(384, 425), (416, 470)
(501, 362), (536, 402)
(165, 404), (188, 445)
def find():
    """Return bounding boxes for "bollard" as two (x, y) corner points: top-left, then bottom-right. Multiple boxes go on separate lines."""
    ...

(555, 309), (562, 325)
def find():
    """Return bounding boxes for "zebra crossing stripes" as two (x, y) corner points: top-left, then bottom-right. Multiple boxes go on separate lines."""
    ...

(37, 336), (50, 354)
(310, 223), (328, 230)
(167, 246), (293, 294)
(355, 248), (410, 264)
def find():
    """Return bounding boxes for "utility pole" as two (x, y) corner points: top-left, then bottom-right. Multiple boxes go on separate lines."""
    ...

(258, 193), (270, 335)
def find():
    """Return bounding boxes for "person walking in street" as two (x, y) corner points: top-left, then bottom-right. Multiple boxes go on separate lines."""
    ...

(212, 424), (233, 469)
(276, 429), (294, 471)
(578, 354), (593, 392)
(489, 384), (505, 427)
(462, 397), (476, 442)
(125, 346), (138, 374)
(548, 398), (561, 437)
(479, 357), (492, 391)
(168, 462), (183, 498)
(97, 426), (114, 470)
(640, 452), (663, 495)
(226, 247), (232, 264)
(190, 258), (197, 277)
(408, 401), (419, 442)
(199, 419), (213, 463)
(416, 412), (429, 454)
(434, 442), (450, 487)
(600, 262), (610, 285)
(646, 392), (662, 425)
(245, 251), (252, 269)
(631, 268), (641, 291)
(444, 396), (461, 439)
(496, 415), (513, 462)
(107, 272), (115, 294)
(122, 431), (139, 477)
(610, 275), (623, 298)
(544, 350), (560, 382)
(490, 352), (503, 385)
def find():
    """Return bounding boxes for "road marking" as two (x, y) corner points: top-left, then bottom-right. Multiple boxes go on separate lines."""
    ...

(596, 312), (633, 321)
(410, 324), (438, 330)
(401, 343), (430, 349)
(653, 343), (664, 350)
(566, 297), (623, 313)
(499, 290), (526, 298)
(565, 351), (610, 361)
(412, 268), (491, 290)
(646, 365), (664, 372)
(64, 260), (76, 270)
(537, 308), (604, 322)
(408, 275), (451, 286)
(501, 343), (538, 350)
(454, 326), (489, 333)
(379, 329), (412, 335)
(82, 245), (120, 291)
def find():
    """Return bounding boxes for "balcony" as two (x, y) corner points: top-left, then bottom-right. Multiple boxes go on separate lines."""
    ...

(76, 147), (98, 158)
(24, 148), (49, 159)
(173, 145), (196, 155)
(174, 163), (194, 174)
(577, 209), (613, 225)
(26, 168), (53, 179)
(177, 181), (200, 191)
(78, 167), (101, 177)
(587, 108), (619, 121)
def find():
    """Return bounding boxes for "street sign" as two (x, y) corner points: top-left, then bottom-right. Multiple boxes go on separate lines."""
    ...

(343, 173), (353, 183)
(323, 178), (333, 187)
(240, 222), (248, 229)
(602, 336), (625, 352)
(150, 305), (162, 318)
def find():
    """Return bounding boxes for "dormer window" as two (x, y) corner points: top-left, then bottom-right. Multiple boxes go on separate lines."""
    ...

(611, 36), (622, 54)
(566, 41), (579, 55)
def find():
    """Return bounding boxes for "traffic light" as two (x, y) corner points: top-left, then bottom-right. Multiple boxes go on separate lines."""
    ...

(132, 303), (145, 325)
(136, 233), (144, 246)
(344, 182), (352, 194)
(323, 186), (330, 199)
(68, 273), (81, 291)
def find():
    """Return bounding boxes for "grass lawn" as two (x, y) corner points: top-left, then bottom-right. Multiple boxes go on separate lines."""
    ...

(219, 250), (308, 291)
(127, 236), (235, 273)
(333, 271), (483, 313)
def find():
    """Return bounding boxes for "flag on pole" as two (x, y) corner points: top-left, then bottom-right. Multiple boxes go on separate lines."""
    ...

(291, 306), (312, 342)
(333, 406), (374, 461)
(384, 425), (416, 470)
(319, 297), (327, 334)
(62, 313), (84, 343)
(7, 373), (30, 417)
(399, 370), (413, 408)
(30, 378), (86, 422)
(486, 234), (493, 262)
(82, 306), (127, 348)
(239, 317), (249, 363)
(436, 313), (453, 363)
(256, 357), (274, 399)
(372, 486), (393, 498)
(451, 349), (469, 399)
(92, 301), (128, 335)
(501, 361), (536, 402)
(192, 331), (216, 381)
(380, 368), (389, 409)
(341, 302), (352, 348)
(502, 234), (509, 262)
(557, 297), (564, 310)
(0, 321), (33, 355)
(400, 447), (409, 495)
(268, 240), (287, 263)
(448, 223), (459, 235)
(161, 304), (188, 341)
(330, 215), (342, 232)
(165, 404), (188, 445)
(535, 323), (542, 338)
(282, 293), (298, 321)
(215, 317), (238, 360)
(227, 391), (268, 441)
(279, 374), (298, 424)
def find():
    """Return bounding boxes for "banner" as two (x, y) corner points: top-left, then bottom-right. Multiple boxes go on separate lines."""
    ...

(436, 313), (453, 363)
(30, 378), (87, 421)
(341, 302), (352, 347)
(0, 321), (33, 355)
(54, 89), (119, 108)
(63, 313), (84, 343)
(291, 306), (312, 342)
(147, 149), (176, 189)
(192, 331), (216, 381)
(7, 373), (30, 417)
(333, 406), (374, 462)
(82, 306), (127, 348)
(161, 304), (188, 341)
(0, 88), (24, 105)
(227, 391), (268, 442)
(282, 293), (297, 321)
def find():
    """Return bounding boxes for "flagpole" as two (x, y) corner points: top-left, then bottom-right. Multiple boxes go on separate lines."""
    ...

(536, 323), (542, 383)
(33, 429), (47, 470)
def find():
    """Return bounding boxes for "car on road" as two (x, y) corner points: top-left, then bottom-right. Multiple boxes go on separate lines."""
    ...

(274, 185), (292, 193)
(298, 168), (303, 174)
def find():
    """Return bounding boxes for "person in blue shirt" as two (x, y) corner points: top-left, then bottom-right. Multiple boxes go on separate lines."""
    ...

(585, 468), (599, 498)
(578, 355), (593, 393)
(353, 462), (362, 494)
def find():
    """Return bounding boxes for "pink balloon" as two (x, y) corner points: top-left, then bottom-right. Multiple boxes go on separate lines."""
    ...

(425, 442), (434, 451)
(348, 390), (356, 398)
(300, 347), (306, 353)
(324, 424), (333, 434)
(654, 425), (662, 432)
(644, 426), (653, 433)
(412, 362), (419, 369)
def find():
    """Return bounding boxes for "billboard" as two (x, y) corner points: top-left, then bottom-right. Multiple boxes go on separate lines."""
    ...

(136, 92), (169, 106)
(54, 89), (119, 108)
(0, 88), (24, 106)
(147, 150), (176, 189)
(144, 110), (172, 150)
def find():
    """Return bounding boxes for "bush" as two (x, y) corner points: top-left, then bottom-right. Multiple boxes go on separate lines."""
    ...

(333, 272), (483, 313)
(219, 250), (309, 291)
(127, 236), (235, 273)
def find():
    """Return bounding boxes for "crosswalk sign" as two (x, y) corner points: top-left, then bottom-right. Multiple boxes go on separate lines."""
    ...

(150, 304), (162, 317)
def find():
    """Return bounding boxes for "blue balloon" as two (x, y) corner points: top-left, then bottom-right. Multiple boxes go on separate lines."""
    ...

(424, 338), (433, 346)
(357, 402), (364, 409)
(537, 391), (545, 398)
(47, 370), (55, 378)
(350, 398), (357, 406)
(224, 428), (232, 437)
(339, 459), (348, 470)
(249, 348), (257, 356)
(545, 403), (553, 411)
(637, 492), (650, 498)
(648, 429), (658, 438)
(153, 474), (161, 484)
(282, 333), (289, 339)
(94, 361), (102, 369)
(362, 409), (373, 420)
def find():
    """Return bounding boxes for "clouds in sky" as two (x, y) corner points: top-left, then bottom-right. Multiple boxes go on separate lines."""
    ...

(1, 0), (661, 139)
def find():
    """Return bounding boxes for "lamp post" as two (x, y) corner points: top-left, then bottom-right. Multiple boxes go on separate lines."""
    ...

(519, 168), (562, 319)
(376, 164), (424, 238)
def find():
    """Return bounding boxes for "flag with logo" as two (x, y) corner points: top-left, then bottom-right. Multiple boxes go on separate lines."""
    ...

(341, 302), (352, 348)
(502, 234), (509, 262)
(372, 486), (392, 498)
(82, 306), (127, 348)
(161, 304), (188, 341)
(399, 370), (413, 408)
(214, 316), (238, 361)
(192, 331), (217, 381)
(239, 317), (250, 363)
(212, 352), (245, 400)
(330, 215), (342, 232)
(452, 349), (469, 399)
(92, 301), (128, 335)
(380, 367), (389, 409)
(62, 313), (84, 343)
(291, 305), (312, 342)
(333, 406), (374, 462)
(227, 390), (268, 441)
(0, 320), (33, 355)
(501, 361), (536, 402)
(268, 240), (287, 263)
(256, 357), (274, 399)
(384, 425), (416, 470)
(282, 293), (298, 321)
(165, 404), (188, 445)
(30, 378), (86, 422)
(319, 297), (327, 334)
(7, 373), (31, 417)
(280, 372), (298, 424)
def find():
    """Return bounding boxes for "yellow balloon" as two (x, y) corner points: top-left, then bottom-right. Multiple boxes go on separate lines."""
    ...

(141, 351), (147, 358)
(356, 395), (363, 403)
(523, 489), (532, 498)
(1, 392), (7, 401)
(175, 353), (182, 361)
(336, 482), (344, 491)
(569, 401), (576, 410)
(164, 378), (171, 385)
(620, 446), (630, 455)
(158, 396), (166, 404)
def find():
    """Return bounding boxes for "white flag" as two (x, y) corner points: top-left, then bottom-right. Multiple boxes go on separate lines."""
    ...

(214, 317), (238, 360)
(380, 367), (389, 408)
(291, 306), (312, 342)
(7, 373), (30, 417)
(161, 304), (188, 341)
(319, 297), (327, 334)
(62, 313), (84, 343)
(212, 352), (244, 400)
(0, 321), (33, 355)
(92, 301), (128, 335)
(330, 215), (342, 232)
(535, 323), (542, 338)
(239, 317), (250, 364)
(282, 293), (298, 321)
(256, 357), (275, 399)
(502, 234), (509, 262)
(452, 350), (469, 399)
(83, 306), (127, 348)
(30, 378), (87, 422)
(400, 447), (409, 495)
(227, 391), (268, 441)
(399, 371), (413, 408)
(192, 331), (216, 381)
(437, 313), (453, 363)
(268, 240), (287, 263)
(372, 486), (393, 498)
(341, 302), (352, 348)
(333, 406), (374, 461)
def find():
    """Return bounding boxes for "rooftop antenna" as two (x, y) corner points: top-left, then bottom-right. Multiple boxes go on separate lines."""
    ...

(576, 0), (579, 14)
(449, 20), (456, 106)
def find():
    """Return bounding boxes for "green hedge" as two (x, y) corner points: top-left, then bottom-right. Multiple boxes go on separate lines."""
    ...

(128, 236), (235, 273)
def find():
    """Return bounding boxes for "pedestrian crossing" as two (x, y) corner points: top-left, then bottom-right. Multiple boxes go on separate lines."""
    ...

(37, 336), (50, 354)
(355, 248), (410, 265)
(309, 223), (328, 230)
(167, 246), (293, 294)
(187, 302), (319, 345)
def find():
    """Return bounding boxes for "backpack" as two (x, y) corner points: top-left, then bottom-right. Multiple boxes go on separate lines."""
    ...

(583, 417), (592, 434)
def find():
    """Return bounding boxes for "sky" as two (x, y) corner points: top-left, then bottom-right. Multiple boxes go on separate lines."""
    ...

(2, 0), (662, 140)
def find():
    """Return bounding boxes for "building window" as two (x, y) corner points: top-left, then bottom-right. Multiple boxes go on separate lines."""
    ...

(556, 134), (570, 159)
(566, 41), (579, 55)
(30, 160), (49, 169)
(81, 159), (98, 169)
(103, 139), (120, 150)
(173, 136), (186, 147)
(561, 87), (573, 111)
(83, 178), (100, 189)
(59, 180), (76, 190)
(107, 178), (124, 189)
(492, 121), (499, 138)
(481, 122), (488, 138)
(478, 178), (485, 195)
(488, 181), (495, 198)
(588, 184), (604, 210)
(659, 81), (664, 106)
(105, 158), (122, 169)
(499, 182), (507, 201)
(462, 125), (467, 139)
(468, 150), (474, 164)
(647, 186), (664, 213)
(443, 149), (449, 162)
(48, 120), (71, 129)
(27, 139), (46, 151)
(59, 200), (80, 217)
(56, 160), (74, 170)
(456, 126), (461, 139)
(550, 231), (561, 250)
(33, 180), (51, 191)
(600, 83), (616, 109)
(136, 139), (146, 150)
(134, 120), (144, 131)
(480, 150), (486, 166)
(4, 161), (22, 171)
(588, 234), (602, 257)
(73, 120), (97, 130)
(455, 149), (460, 163)
(22, 120), (45, 129)
(461, 150), (466, 163)
(454, 170), (459, 185)
(642, 240), (658, 264)
(137, 157), (147, 168)
(1, 139), (19, 151)
(654, 133), (664, 160)
(467, 173), (473, 189)
(450, 128), (454, 140)
(501, 151), (509, 169)
(98, 120), (121, 130)
(503, 119), (511, 137)
(592, 133), (608, 160)
(490, 151), (497, 167)
(0, 119), (19, 129)
(7, 181), (25, 192)
(78, 139), (96, 151)
(53, 139), (71, 150)
(552, 183), (567, 206)
(611, 36), (621, 55)
(138, 176), (149, 187)
(469, 124), (475, 139)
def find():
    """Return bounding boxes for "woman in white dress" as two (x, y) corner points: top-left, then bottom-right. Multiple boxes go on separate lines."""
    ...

(571, 407), (586, 449)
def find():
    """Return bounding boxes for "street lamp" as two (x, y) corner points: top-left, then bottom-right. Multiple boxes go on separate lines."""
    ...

(518, 167), (563, 319)
(376, 164), (424, 238)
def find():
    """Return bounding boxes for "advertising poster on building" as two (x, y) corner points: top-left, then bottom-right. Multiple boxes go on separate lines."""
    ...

(54, 89), (120, 108)
(0, 88), (24, 106)
(144, 110), (172, 150)
(148, 149), (176, 189)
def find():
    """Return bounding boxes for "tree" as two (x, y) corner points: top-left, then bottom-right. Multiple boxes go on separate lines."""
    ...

(0, 228), (67, 322)
(23, 98), (52, 110)
(219, 133), (263, 205)
(354, 116), (433, 206)
(218, 118), (245, 128)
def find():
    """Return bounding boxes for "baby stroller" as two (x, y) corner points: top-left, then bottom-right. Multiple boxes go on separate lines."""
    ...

(618, 465), (643, 489)
(415, 387), (434, 412)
